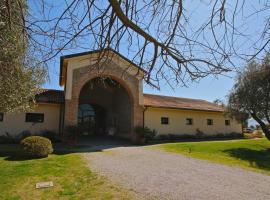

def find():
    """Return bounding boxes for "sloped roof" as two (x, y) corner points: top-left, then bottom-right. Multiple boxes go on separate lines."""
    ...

(35, 89), (224, 112)
(35, 89), (64, 104)
(143, 94), (224, 112)
(59, 48), (146, 86)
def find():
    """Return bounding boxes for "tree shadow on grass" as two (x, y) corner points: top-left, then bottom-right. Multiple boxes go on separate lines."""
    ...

(0, 137), (132, 161)
(0, 146), (101, 161)
(223, 148), (270, 171)
(0, 151), (41, 161)
(0, 145), (48, 161)
(0, 144), (29, 161)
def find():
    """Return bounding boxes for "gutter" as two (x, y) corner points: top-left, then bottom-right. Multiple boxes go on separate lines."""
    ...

(58, 103), (64, 135)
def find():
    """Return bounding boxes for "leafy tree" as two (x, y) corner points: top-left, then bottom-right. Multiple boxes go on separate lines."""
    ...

(0, 0), (46, 112)
(228, 53), (270, 140)
(213, 99), (225, 107)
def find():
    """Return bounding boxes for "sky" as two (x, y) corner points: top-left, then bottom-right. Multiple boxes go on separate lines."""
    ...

(37, 0), (266, 105)
(43, 65), (235, 102)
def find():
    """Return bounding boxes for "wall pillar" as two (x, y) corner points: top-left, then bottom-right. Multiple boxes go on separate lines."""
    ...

(64, 98), (79, 126)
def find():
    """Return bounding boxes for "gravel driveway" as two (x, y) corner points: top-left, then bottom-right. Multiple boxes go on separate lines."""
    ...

(84, 145), (270, 200)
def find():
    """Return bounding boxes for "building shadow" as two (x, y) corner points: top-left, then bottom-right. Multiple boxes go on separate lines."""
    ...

(0, 137), (133, 161)
(53, 136), (133, 155)
(223, 148), (270, 171)
(0, 151), (29, 161)
(0, 144), (29, 161)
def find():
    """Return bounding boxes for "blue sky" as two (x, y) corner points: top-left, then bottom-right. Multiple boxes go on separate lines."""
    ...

(43, 65), (235, 102)
(37, 0), (265, 105)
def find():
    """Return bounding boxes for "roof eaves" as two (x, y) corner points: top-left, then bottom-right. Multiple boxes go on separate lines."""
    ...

(144, 105), (224, 113)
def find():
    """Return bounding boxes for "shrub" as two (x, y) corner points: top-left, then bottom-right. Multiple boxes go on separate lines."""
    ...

(157, 134), (170, 140)
(181, 134), (197, 139)
(155, 132), (243, 141)
(144, 127), (157, 142)
(134, 126), (156, 144)
(64, 125), (82, 137)
(0, 131), (35, 144)
(195, 128), (205, 139)
(243, 133), (252, 139)
(40, 130), (60, 142)
(21, 136), (53, 158)
(168, 133), (176, 140)
(244, 130), (264, 139)
(216, 133), (225, 138)
(253, 130), (264, 138)
(0, 132), (16, 144)
(16, 130), (32, 141)
(156, 133), (197, 141)
(227, 132), (243, 139)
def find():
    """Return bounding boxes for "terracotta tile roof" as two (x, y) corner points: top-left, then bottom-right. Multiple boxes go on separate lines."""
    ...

(143, 94), (224, 112)
(35, 89), (224, 112)
(35, 89), (64, 104)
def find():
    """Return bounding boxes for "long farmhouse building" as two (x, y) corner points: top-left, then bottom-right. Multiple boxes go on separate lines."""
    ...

(0, 49), (242, 139)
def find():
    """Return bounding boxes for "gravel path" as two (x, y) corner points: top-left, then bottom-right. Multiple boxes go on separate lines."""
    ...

(84, 145), (270, 200)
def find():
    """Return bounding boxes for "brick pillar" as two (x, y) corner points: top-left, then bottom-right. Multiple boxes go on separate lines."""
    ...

(130, 99), (144, 141)
(64, 98), (79, 127)
(133, 102), (144, 127)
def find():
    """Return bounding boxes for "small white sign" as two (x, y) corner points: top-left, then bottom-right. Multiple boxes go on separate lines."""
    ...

(36, 181), (53, 189)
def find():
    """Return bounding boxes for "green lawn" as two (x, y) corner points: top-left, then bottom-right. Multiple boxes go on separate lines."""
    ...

(0, 145), (132, 200)
(157, 138), (270, 175)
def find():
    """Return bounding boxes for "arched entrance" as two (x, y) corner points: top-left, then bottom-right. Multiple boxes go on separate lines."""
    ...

(78, 104), (105, 135)
(78, 77), (132, 138)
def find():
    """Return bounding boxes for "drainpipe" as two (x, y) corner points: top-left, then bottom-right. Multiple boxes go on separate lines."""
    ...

(60, 103), (65, 135)
(58, 104), (62, 135)
(143, 106), (148, 128)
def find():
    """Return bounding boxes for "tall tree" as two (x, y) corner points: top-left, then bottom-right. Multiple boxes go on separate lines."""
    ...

(22, 1), (270, 88)
(228, 53), (270, 140)
(0, 0), (45, 112)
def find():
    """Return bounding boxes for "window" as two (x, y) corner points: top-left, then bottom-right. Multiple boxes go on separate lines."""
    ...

(0, 113), (3, 122)
(186, 118), (193, 125)
(225, 119), (230, 126)
(161, 117), (169, 125)
(207, 119), (213, 125)
(25, 113), (44, 123)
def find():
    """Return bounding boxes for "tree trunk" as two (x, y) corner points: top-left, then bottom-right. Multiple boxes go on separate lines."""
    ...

(261, 125), (270, 140)
(251, 113), (270, 140)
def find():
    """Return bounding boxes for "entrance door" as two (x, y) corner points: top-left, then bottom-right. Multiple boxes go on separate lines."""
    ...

(78, 104), (106, 136)
(78, 104), (96, 135)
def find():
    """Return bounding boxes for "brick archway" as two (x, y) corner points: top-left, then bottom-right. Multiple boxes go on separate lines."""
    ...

(76, 74), (135, 104)
(64, 62), (144, 139)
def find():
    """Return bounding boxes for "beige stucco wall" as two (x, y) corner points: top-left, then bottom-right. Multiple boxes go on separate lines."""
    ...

(144, 107), (242, 135)
(0, 104), (61, 136)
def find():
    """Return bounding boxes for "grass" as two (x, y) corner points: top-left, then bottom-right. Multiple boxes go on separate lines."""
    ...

(157, 138), (270, 175)
(0, 144), (132, 200)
